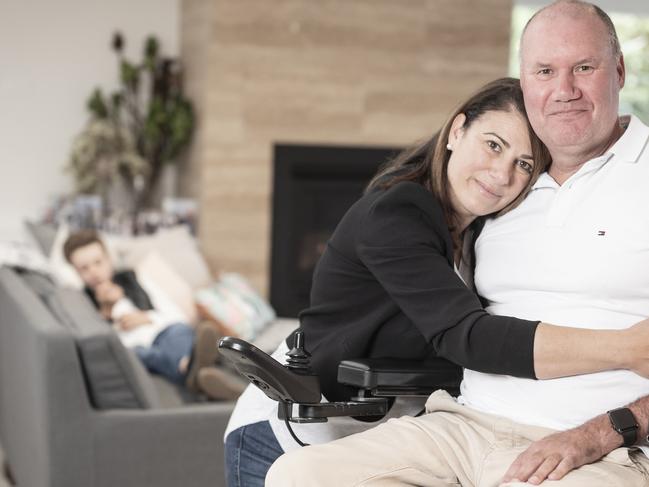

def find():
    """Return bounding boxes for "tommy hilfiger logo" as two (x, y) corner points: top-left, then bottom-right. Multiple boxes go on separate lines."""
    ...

(597, 230), (606, 236)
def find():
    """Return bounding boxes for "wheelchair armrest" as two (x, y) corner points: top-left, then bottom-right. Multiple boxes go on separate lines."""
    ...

(338, 357), (462, 397)
(219, 335), (463, 424)
(218, 336), (321, 404)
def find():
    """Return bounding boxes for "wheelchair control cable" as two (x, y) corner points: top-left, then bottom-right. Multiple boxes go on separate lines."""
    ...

(282, 330), (315, 446)
(285, 417), (310, 447)
(280, 402), (310, 446)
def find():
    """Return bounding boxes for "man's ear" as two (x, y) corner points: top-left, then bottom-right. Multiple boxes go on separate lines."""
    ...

(448, 113), (467, 148)
(617, 53), (626, 89)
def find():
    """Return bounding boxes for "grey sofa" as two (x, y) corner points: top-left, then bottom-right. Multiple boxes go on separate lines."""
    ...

(0, 266), (234, 487)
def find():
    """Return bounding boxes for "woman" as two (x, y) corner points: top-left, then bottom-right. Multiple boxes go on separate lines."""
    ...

(224, 77), (649, 486)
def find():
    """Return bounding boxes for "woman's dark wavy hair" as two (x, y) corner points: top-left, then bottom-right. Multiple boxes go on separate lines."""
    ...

(366, 77), (550, 248)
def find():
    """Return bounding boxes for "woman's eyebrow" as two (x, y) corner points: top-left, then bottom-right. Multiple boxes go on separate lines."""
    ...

(483, 132), (509, 148)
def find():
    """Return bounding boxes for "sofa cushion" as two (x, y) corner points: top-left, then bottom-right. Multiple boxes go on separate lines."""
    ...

(195, 272), (276, 341)
(19, 269), (160, 409)
(24, 220), (58, 255)
(135, 250), (198, 325)
(109, 225), (213, 290)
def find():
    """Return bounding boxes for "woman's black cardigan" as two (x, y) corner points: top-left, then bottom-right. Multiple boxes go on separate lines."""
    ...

(297, 180), (539, 402)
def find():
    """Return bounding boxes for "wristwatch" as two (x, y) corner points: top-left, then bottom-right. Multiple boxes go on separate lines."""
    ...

(607, 407), (638, 447)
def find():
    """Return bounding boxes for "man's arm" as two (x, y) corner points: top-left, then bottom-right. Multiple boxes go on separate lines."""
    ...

(502, 394), (649, 485)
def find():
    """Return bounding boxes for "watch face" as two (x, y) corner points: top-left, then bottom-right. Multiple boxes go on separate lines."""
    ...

(609, 408), (638, 431)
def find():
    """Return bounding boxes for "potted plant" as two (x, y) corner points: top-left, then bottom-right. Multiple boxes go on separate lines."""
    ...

(67, 32), (194, 221)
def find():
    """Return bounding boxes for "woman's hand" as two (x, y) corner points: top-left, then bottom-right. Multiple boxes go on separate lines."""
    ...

(95, 281), (125, 307)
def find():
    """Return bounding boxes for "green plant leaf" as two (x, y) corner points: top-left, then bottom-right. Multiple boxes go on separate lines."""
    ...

(87, 88), (109, 119)
(145, 36), (159, 61)
(120, 60), (139, 90)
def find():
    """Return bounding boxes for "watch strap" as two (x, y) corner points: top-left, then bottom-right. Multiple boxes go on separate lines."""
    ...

(620, 427), (637, 448)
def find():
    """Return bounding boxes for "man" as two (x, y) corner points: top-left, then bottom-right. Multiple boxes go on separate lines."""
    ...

(265, 1), (649, 485)
(64, 229), (244, 400)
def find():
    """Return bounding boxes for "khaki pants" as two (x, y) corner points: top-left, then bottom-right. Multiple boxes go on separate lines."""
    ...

(266, 390), (649, 487)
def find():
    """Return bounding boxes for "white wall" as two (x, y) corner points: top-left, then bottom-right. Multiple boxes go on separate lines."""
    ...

(0, 0), (179, 241)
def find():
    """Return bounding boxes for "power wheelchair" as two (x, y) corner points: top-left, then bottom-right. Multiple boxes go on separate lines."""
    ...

(218, 330), (462, 435)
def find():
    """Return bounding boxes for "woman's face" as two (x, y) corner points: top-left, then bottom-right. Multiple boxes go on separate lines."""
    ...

(446, 109), (535, 229)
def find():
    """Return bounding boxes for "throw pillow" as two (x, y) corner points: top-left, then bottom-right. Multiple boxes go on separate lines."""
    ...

(195, 273), (276, 341)
(134, 250), (198, 325)
(110, 225), (212, 290)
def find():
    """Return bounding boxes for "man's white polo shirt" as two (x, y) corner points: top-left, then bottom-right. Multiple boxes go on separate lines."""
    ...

(461, 115), (649, 433)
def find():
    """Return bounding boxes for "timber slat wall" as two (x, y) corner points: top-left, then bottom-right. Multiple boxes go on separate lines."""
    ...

(180, 0), (513, 298)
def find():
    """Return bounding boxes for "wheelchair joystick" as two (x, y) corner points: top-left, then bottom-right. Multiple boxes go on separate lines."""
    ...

(285, 330), (313, 374)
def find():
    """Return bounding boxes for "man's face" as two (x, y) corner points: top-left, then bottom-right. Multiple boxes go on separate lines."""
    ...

(519, 9), (624, 158)
(68, 242), (113, 289)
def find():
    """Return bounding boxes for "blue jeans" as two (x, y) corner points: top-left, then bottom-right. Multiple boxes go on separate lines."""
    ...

(134, 323), (194, 384)
(225, 420), (284, 487)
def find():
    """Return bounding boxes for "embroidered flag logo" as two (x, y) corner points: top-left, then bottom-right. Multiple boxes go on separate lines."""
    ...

(597, 230), (606, 236)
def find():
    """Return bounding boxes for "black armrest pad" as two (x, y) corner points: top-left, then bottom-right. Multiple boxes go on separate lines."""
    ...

(337, 357), (462, 392)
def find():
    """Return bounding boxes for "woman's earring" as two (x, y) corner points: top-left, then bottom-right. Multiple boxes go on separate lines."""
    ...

(446, 143), (453, 151)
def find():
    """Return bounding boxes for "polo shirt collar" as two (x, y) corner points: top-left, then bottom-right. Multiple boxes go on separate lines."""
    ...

(531, 114), (649, 191)
(531, 172), (559, 190)
(607, 114), (649, 164)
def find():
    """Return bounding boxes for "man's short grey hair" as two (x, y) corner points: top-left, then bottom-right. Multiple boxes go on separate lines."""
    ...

(521, 0), (622, 60)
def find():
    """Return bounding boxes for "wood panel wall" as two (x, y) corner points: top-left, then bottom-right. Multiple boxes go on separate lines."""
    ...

(180, 0), (513, 299)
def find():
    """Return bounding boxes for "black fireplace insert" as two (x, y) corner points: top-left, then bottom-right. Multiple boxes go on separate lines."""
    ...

(269, 143), (402, 318)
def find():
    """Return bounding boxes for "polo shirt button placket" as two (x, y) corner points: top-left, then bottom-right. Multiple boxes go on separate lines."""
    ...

(546, 187), (573, 228)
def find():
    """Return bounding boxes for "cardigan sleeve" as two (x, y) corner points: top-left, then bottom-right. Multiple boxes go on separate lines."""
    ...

(357, 182), (539, 379)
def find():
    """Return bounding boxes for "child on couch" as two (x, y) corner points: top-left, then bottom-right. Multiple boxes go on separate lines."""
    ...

(64, 229), (244, 400)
